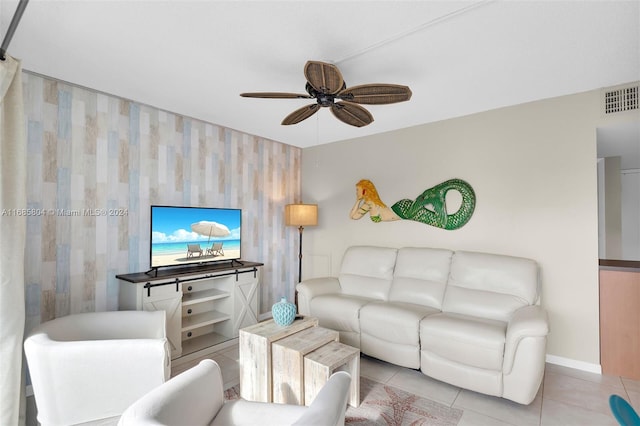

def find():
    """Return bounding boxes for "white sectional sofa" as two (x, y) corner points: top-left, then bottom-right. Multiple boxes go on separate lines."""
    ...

(296, 246), (550, 405)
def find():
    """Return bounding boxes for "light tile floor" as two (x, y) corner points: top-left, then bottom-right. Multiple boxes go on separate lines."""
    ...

(174, 346), (640, 426)
(171, 344), (242, 390)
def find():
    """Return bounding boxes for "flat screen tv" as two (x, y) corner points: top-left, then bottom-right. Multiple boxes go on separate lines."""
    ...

(150, 205), (242, 269)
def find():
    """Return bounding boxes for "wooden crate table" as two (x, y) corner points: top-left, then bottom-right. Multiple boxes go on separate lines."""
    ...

(304, 340), (360, 407)
(272, 326), (339, 405)
(239, 316), (318, 402)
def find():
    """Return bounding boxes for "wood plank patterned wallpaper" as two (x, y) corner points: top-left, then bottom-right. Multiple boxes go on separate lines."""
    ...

(22, 71), (300, 331)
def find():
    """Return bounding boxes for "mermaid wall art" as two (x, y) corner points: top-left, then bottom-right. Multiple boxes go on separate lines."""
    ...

(349, 178), (476, 230)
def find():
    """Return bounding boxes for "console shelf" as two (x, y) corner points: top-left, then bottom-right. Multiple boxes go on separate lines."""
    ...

(182, 288), (229, 306)
(117, 261), (263, 360)
(182, 310), (230, 331)
(182, 332), (230, 356)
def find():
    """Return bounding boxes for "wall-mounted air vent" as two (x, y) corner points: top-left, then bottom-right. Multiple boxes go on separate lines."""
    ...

(603, 84), (638, 114)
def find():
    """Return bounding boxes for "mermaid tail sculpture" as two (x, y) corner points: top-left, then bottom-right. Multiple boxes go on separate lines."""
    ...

(350, 178), (475, 230)
(391, 179), (475, 230)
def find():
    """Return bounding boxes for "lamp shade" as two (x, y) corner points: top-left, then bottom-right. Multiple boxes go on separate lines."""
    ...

(285, 204), (318, 227)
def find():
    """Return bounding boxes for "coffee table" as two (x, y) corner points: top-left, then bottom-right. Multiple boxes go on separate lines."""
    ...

(239, 316), (318, 402)
(239, 316), (360, 407)
(304, 340), (360, 407)
(271, 326), (339, 404)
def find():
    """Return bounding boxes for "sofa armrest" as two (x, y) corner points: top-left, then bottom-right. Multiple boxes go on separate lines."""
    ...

(296, 277), (341, 316)
(503, 305), (549, 373)
(118, 359), (224, 426)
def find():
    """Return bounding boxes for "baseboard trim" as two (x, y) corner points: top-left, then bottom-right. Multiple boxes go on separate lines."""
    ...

(545, 354), (602, 374)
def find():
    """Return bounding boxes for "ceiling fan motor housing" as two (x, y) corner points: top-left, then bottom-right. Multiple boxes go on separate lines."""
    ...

(306, 82), (341, 107)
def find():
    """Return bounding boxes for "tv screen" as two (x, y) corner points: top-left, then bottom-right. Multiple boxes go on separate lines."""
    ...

(150, 205), (242, 269)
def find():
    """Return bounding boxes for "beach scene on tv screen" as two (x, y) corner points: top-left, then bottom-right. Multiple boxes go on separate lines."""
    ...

(151, 207), (241, 267)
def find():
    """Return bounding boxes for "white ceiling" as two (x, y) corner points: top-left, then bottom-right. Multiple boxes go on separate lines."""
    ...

(1, 0), (639, 148)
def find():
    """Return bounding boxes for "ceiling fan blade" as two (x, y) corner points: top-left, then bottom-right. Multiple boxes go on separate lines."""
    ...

(337, 84), (412, 105)
(240, 92), (312, 99)
(304, 61), (345, 95)
(282, 103), (320, 125)
(330, 102), (374, 127)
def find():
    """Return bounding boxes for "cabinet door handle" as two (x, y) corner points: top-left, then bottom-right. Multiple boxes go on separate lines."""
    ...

(187, 308), (192, 314)
(187, 332), (192, 337)
(187, 285), (193, 291)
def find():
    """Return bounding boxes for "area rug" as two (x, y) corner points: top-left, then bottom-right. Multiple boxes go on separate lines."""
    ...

(346, 377), (462, 426)
(224, 376), (462, 426)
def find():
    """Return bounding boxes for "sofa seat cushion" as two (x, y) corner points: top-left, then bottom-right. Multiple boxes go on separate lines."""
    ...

(420, 313), (507, 371)
(309, 294), (373, 334)
(360, 302), (440, 346)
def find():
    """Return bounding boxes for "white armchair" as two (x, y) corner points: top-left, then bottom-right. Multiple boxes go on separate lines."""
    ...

(118, 359), (351, 426)
(24, 310), (170, 426)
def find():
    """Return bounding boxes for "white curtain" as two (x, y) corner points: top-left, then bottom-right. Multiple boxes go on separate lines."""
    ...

(0, 54), (27, 426)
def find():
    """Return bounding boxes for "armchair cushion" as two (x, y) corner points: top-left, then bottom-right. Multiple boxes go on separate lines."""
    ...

(25, 311), (170, 426)
(120, 359), (351, 426)
(212, 400), (307, 426)
(213, 372), (351, 426)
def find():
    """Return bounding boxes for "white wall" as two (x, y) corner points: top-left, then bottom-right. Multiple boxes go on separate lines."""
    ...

(599, 156), (623, 259)
(622, 170), (640, 260)
(301, 89), (606, 365)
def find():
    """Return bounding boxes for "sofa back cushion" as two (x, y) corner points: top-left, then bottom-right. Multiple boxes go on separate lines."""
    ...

(339, 246), (398, 300)
(389, 247), (453, 309)
(442, 251), (539, 322)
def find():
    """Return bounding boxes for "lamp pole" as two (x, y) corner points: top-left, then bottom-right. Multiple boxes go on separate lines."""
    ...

(297, 225), (304, 283)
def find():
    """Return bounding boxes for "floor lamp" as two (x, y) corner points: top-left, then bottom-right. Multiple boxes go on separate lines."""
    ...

(285, 204), (318, 309)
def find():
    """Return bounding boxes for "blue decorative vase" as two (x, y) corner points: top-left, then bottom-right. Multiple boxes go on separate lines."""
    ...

(272, 297), (296, 326)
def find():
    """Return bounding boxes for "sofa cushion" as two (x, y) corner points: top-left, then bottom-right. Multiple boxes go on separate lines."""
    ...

(390, 247), (453, 308)
(309, 294), (373, 334)
(338, 246), (398, 300)
(360, 301), (440, 368)
(420, 350), (503, 398)
(420, 313), (507, 371)
(361, 301), (440, 346)
(442, 251), (539, 322)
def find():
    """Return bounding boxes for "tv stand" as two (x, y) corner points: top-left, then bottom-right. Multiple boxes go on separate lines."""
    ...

(144, 267), (159, 278)
(117, 261), (263, 361)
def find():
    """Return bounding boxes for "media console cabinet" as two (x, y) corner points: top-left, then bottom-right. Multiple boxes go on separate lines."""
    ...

(117, 261), (262, 363)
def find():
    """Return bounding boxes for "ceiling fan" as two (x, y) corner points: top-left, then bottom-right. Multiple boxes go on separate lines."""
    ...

(240, 61), (412, 127)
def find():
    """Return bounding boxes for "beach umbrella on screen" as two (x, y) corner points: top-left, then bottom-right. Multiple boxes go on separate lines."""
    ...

(191, 221), (231, 243)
